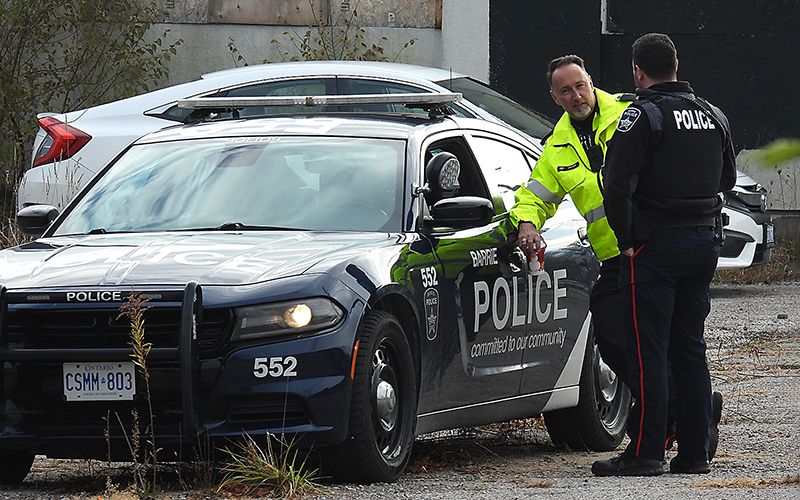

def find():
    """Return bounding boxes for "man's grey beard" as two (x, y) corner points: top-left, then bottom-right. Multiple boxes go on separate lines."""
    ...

(571, 106), (593, 120)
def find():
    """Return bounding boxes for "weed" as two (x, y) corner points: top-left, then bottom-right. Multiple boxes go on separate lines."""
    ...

(95, 477), (140, 500)
(0, 184), (31, 249)
(117, 291), (157, 493)
(228, 0), (416, 66)
(0, 212), (29, 249)
(217, 433), (324, 498)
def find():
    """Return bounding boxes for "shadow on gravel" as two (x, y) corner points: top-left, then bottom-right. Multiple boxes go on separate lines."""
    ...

(6, 460), (218, 498)
(5, 426), (562, 496)
(400, 419), (564, 476)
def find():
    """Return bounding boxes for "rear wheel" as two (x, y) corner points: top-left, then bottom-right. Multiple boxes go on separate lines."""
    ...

(0, 450), (34, 485)
(544, 332), (631, 451)
(322, 310), (417, 483)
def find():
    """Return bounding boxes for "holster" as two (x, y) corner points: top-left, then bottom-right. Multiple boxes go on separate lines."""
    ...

(715, 212), (730, 244)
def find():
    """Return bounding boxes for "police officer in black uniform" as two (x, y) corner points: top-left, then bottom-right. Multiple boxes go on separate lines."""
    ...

(592, 33), (736, 476)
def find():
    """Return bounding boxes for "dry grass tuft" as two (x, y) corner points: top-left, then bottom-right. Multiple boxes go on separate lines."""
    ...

(690, 475), (800, 489)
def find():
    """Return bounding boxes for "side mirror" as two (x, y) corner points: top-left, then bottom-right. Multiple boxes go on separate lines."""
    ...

(17, 205), (59, 237)
(425, 152), (460, 191)
(430, 196), (494, 229)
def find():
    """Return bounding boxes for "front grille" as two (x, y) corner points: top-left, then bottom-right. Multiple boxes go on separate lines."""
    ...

(720, 233), (748, 259)
(23, 400), (184, 430)
(227, 396), (310, 427)
(5, 306), (232, 352)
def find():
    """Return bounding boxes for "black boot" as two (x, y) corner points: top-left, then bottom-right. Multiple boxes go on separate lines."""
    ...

(592, 454), (665, 477)
(708, 391), (723, 461)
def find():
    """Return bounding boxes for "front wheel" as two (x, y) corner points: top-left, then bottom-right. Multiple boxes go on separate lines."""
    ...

(322, 310), (417, 483)
(543, 332), (631, 451)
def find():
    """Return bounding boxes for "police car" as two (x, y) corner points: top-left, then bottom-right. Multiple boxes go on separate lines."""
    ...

(0, 94), (629, 484)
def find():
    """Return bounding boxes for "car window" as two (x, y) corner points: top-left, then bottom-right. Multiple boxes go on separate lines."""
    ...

(224, 79), (334, 115)
(468, 136), (533, 213)
(54, 136), (406, 234)
(435, 77), (554, 140)
(342, 78), (472, 117)
(151, 78), (335, 122)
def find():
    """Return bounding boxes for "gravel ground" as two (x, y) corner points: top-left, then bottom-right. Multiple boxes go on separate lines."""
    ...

(1, 283), (798, 500)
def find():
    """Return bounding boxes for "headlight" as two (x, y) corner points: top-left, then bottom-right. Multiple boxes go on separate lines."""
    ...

(231, 297), (344, 341)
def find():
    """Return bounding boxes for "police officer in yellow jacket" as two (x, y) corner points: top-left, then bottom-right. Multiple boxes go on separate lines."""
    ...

(510, 55), (632, 379)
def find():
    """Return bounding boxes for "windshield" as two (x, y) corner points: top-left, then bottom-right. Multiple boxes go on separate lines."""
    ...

(435, 77), (554, 140)
(54, 136), (405, 235)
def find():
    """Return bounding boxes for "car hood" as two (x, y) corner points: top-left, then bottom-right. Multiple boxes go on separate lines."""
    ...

(0, 231), (395, 289)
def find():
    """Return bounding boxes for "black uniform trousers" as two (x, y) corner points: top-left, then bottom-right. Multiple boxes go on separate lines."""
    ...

(592, 255), (679, 449)
(619, 226), (717, 462)
(590, 256), (627, 379)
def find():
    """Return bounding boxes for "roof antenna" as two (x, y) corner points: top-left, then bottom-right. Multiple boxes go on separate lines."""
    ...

(449, 67), (453, 90)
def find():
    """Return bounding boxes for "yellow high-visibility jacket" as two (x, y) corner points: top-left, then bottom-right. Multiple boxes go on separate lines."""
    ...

(510, 89), (631, 262)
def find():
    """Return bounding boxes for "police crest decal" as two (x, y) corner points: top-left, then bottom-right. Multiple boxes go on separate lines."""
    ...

(616, 107), (641, 132)
(424, 288), (439, 340)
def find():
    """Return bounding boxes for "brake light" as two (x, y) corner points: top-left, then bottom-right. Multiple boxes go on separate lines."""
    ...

(32, 116), (91, 167)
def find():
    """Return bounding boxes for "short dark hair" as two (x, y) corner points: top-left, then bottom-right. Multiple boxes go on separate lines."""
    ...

(632, 33), (677, 81)
(546, 55), (586, 89)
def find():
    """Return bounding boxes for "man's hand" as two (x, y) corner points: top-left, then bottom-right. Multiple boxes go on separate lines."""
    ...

(621, 247), (634, 257)
(517, 222), (546, 261)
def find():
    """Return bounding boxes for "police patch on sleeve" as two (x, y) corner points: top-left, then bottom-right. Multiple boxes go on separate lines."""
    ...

(616, 107), (641, 133)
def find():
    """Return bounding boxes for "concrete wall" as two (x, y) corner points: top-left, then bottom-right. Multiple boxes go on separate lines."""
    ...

(157, 24), (442, 86)
(737, 151), (800, 242)
(442, 0), (489, 82)
(152, 0), (490, 87)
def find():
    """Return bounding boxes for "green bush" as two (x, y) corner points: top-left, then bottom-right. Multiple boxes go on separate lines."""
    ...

(0, 0), (181, 197)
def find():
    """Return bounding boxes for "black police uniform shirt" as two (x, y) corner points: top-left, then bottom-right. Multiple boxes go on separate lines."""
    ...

(602, 81), (737, 250)
(572, 109), (604, 173)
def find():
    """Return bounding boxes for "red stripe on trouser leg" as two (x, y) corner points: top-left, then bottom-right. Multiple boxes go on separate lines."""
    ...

(665, 430), (676, 450)
(629, 246), (646, 456)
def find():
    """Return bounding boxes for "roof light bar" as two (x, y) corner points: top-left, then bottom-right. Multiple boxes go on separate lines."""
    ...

(177, 92), (462, 109)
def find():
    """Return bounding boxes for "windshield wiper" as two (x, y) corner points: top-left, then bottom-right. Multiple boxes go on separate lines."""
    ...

(171, 222), (302, 232)
(86, 227), (107, 234)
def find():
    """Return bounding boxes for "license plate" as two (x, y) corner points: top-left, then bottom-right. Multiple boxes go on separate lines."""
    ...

(63, 362), (136, 401)
(764, 222), (775, 247)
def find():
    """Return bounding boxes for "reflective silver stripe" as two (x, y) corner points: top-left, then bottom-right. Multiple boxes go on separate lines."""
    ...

(525, 179), (562, 204)
(584, 205), (606, 224)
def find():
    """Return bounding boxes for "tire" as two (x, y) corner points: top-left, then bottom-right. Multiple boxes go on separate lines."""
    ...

(322, 310), (417, 483)
(0, 450), (34, 485)
(543, 331), (631, 451)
